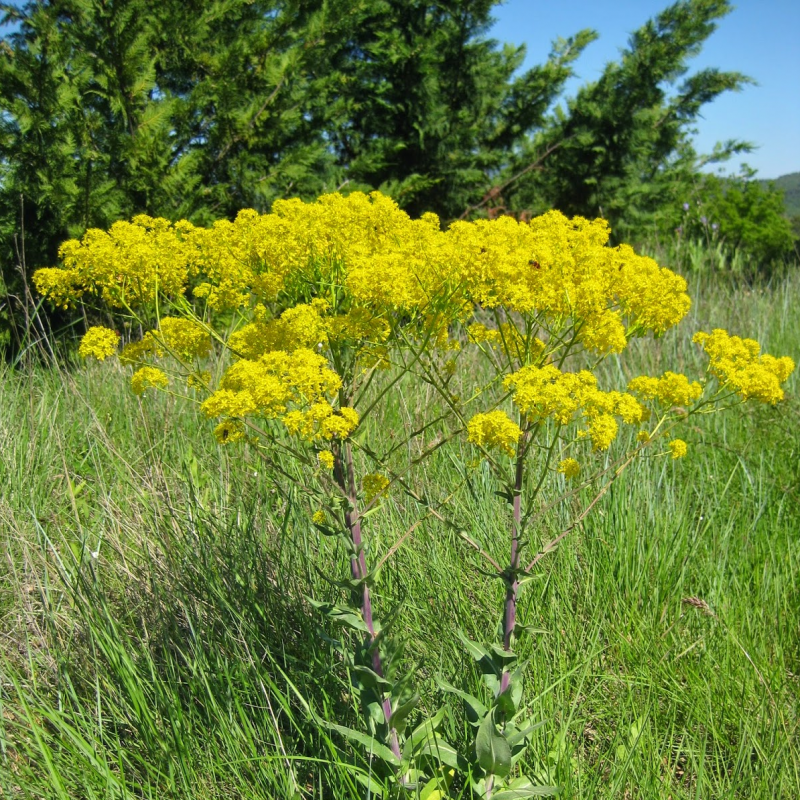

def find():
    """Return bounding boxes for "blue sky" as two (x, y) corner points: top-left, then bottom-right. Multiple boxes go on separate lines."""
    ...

(490, 0), (800, 179)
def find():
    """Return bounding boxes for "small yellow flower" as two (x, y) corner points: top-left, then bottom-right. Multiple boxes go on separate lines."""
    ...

(312, 510), (326, 524)
(637, 430), (651, 443)
(318, 450), (335, 470)
(668, 439), (688, 459)
(363, 473), (390, 503)
(557, 458), (581, 480)
(78, 326), (119, 360)
(131, 366), (169, 395)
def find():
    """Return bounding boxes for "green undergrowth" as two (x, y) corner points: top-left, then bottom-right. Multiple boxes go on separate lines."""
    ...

(1, 274), (798, 798)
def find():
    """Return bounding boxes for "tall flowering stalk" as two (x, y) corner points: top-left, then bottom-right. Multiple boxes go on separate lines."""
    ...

(35, 192), (794, 798)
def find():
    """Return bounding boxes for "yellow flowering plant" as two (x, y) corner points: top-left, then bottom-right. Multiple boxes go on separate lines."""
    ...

(34, 192), (794, 798)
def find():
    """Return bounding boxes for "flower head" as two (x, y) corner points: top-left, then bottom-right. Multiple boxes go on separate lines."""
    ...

(131, 367), (169, 395)
(466, 410), (522, 456)
(694, 329), (795, 404)
(668, 439), (688, 459)
(363, 473), (390, 503)
(557, 458), (581, 480)
(78, 326), (119, 360)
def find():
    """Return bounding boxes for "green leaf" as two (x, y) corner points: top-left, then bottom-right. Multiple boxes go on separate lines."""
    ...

(307, 598), (370, 634)
(419, 767), (456, 800)
(390, 692), (420, 735)
(475, 713), (512, 778)
(492, 780), (559, 799)
(457, 631), (502, 688)
(324, 721), (401, 767)
(354, 772), (387, 796)
(419, 778), (447, 800)
(404, 708), (447, 759)
(351, 664), (391, 689)
(436, 678), (488, 726)
(506, 719), (547, 748)
(457, 631), (495, 664)
(417, 734), (463, 771)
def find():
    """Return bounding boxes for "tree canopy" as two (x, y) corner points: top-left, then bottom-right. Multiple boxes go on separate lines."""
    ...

(0, 0), (792, 351)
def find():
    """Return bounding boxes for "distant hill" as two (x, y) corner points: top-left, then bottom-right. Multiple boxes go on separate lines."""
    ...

(759, 172), (800, 217)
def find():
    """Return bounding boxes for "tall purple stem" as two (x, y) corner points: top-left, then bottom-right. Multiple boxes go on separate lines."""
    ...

(336, 442), (401, 761)
(499, 447), (525, 696)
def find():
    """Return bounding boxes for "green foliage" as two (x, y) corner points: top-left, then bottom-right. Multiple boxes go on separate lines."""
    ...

(503, 0), (752, 238)
(321, 0), (595, 219)
(764, 171), (800, 217)
(0, 0), (777, 354)
(681, 172), (795, 267)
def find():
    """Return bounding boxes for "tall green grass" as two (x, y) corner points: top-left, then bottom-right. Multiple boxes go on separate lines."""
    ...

(1, 273), (798, 798)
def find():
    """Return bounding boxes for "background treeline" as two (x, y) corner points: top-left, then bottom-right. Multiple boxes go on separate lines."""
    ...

(0, 0), (796, 353)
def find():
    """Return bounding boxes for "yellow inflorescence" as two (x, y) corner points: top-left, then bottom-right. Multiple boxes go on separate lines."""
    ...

(33, 192), (794, 456)
(668, 439), (688, 459)
(318, 450), (335, 470)
(503, 364), (647, 450)
(466, 410), (523, 456)
(157, 317), (212, 360)
(213, 420), (246, 444)
(35, 192), (693, 336)
(131, 367), (169, 395)
(283, 404), (359, 442)
(628, 372), (703, 407)
(363, 473), (390, 503)
(557, 458), (581, 480)
(694, 329), (795, 404)
(78, 326), (119, 360)
(312, 510), (326, 524)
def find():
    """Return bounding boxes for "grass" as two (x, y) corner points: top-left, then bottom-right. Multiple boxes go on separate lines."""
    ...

(1, 272), (799, 798)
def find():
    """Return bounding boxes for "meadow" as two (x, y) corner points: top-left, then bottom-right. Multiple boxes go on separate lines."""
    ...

(1, 268), (798, 799)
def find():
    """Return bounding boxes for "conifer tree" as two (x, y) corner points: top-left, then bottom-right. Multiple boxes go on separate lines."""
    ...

(504, 0), (752, 239)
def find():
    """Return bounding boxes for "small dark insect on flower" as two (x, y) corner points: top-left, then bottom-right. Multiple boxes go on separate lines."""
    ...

(528, 260), (540, 269)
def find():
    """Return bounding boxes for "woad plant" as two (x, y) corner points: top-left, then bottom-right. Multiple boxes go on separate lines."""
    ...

(35, 192), (794, 798)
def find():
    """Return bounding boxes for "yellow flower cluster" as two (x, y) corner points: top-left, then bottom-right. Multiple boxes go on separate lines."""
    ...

(200, 348), (345, 433)
(466, 410), (523, 456)
(228, 301), (330, 359)
(557, 458), (581, 479)
(33, 215), (195, 308)
(283, 405), (359, 442)
(78, 326), (119, 360)
(503, 364), (647, 451)
(131, 366), (169, 395)
(449, 212), (690, 351)
(157, 317), (212, 360)
(36, 192), (794, 462)
(363, 473), (390, 503)
(628, 372), (703, 407)
(318, 450), (335, 470)
(35, 194), (691, 346)
(214, 420), (246, 444)
(668, 439), (688, 459)
(693, 329), (795, 404)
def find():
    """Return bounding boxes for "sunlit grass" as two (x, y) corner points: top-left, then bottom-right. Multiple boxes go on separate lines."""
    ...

(1, 271), (798, 798)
